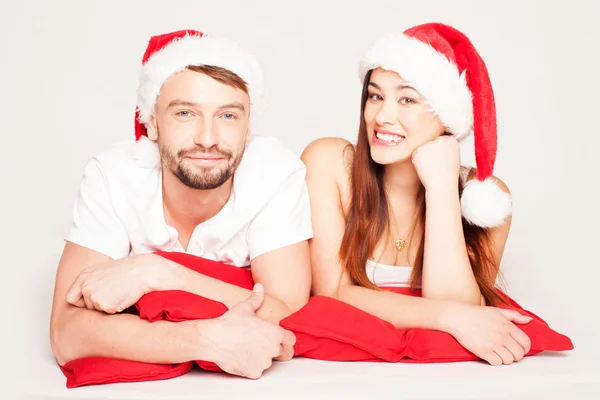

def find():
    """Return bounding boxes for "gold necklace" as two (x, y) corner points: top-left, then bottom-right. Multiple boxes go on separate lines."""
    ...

(395, 237), (407, 252)
(389, 202), (420, 254)
(392, 223), (411, 253)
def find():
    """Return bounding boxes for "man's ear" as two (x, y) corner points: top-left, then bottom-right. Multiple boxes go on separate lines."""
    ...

(147, 114), (159, 141)
(246, 113), (252, 142)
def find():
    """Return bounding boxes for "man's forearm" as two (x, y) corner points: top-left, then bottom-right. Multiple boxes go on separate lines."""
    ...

(51, 306), (207, 366)
(169, 264), (292, 324)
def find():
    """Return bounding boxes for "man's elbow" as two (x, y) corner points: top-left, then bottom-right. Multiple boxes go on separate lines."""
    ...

(50, 309), (79, 366)
(50, 320), (69, 366)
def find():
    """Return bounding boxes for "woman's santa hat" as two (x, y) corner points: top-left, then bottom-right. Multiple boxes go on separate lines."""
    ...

(359, 22), (512, 228)
(132, 29), (264, 167)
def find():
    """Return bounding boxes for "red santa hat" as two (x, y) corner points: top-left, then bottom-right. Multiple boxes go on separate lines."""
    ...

(132, 29), (264, 167)
(359, 22), (512, 228)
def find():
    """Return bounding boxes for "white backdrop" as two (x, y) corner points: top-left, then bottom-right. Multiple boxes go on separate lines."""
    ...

(1, 0), (599, 398)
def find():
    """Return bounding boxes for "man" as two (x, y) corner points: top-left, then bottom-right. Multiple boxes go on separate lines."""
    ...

(49, 30), (313, 380)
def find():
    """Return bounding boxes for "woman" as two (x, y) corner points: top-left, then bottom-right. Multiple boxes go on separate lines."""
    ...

(302, 23), (531, 366)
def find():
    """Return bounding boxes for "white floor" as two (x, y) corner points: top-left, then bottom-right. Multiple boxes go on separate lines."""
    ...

(18, 346), (600, 399)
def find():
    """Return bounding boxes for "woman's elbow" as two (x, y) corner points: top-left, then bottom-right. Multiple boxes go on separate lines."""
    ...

(284, 296), (308, 315)
(422, 290), (481, 306)
(312, 283), (342, 299)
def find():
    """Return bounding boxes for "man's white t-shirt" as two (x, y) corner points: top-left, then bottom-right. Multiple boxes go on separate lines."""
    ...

(66, 135), (313, 268)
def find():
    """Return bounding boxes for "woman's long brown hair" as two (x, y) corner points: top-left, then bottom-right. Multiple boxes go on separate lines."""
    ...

(338, 70), (502, 306)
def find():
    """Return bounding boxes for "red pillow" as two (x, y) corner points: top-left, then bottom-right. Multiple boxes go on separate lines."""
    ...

(61, 252), (573, 388)
(60, 290), (214, 388)
(61, 359), (194, 389)
(155, 251), (255, 290)
(140, 255), (573, 363)
(281, 290), (574, 363)
(144, 252), (256, 372)
(61, 253), (253, 387)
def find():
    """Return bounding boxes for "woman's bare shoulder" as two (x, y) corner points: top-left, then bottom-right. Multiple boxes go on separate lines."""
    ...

(301, 137), (355, 210)
(301, 137), (354, 181)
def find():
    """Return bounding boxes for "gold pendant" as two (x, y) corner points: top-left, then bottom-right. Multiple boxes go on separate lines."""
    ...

(395, 237), (406, 252)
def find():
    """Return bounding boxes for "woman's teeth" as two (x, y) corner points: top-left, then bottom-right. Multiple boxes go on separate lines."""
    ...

(376, 132), (404, 143)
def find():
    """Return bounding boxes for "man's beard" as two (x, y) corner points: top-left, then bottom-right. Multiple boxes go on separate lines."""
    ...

(159, 141), (245, 190)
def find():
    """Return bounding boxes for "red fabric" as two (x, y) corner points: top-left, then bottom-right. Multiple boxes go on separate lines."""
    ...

(60, 252), (250, 387)
(404, 23), (496, 181)
(61, 252), (573, 388)
(282, 288), (573, 363)
(136, 290), (228, 373)
(61, 359), (194, 389)
(136, 252), (254, 373)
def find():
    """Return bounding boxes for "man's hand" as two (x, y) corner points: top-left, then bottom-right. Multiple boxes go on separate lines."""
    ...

(199, 283), (296, 379)
(65, 254), (171, 313)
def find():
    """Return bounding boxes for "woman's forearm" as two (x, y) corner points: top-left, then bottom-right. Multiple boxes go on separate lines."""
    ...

(421, 187), (481, 304)
(337, 284), (454, 331)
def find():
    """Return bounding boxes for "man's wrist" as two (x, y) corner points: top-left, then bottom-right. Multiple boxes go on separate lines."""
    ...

(193, 318), (221, 363)
(164, 319), (216, 363)
(143, 254), (184, 292)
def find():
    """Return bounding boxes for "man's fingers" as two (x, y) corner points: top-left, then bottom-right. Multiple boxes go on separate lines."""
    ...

(281, 329), (296, 347)
(241, 283), (265, 313)
(72, 298), (86, 308)
(273, 329), (295, 362)
(275, 344), (294, 362)
(65, 276), (84, 305)
(83, 295), (95, 310)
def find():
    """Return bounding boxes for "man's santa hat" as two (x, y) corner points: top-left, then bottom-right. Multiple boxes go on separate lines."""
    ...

(359, 22), (512, 228)
(132, 29), (264, 168)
